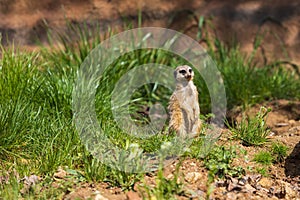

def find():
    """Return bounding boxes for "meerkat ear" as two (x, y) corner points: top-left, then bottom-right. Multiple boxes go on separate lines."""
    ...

(173, 70), (177, 78)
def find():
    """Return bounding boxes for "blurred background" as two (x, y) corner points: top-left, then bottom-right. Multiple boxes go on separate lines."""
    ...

(1, 0), (300, 65)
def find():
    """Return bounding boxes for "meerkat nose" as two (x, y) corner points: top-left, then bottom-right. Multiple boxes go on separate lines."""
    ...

(186, 75), (192, 80)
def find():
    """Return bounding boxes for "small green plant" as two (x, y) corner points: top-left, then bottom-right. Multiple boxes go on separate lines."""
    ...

(271, 142), (288, 163)
(253, 151), (273, 165)
(228, 107), (271, 146)
(141, 162), (184, 199)
(204, 146), (245, 182)
(256, 167), (269, 177)
(106, 169), (143, 191)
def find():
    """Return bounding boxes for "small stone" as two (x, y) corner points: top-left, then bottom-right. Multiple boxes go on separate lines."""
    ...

(269, 186), (276, 195)
(269, 132), (276, 136)
(275, 123), (289, 127)
(94, 191), (109, 200)
(255, 184), (262, 190)
(126, 190), (141, 200)
(288, 120), (296, 125)
(244, 183), (256, 193)
(215, 180), (226, 187)
(238, 177), (248, 186)
(54, 167), (67, 179)
(24, 175), (39, 186)
(184, 172), (202, 184)
(248, 174), (262, 185)
(20, 174), (40, 194)
(284, 182), (297, 199)
(227, 181), (242, 192)
(227, 177), (238, 185)
(259, 177), (272, 189)
(166, 174), (174, 180)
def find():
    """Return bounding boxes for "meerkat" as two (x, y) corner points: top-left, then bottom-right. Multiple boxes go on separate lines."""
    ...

(168, 65), (201, 137)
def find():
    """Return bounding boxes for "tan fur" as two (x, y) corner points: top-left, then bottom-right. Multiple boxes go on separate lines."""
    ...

(168, 65), (201, 137)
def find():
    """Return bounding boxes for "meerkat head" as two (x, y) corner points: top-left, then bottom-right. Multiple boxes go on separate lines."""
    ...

(174, 65), (194, 83)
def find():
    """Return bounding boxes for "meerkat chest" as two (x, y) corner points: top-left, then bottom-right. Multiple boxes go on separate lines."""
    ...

(176, 83), (198, 109)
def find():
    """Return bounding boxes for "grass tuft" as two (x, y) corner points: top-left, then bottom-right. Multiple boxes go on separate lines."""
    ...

(253, 151), (273, 165)
(271, 142), (288, 163)
(204, 146), (245, 182)
(228, 107), (271, 146)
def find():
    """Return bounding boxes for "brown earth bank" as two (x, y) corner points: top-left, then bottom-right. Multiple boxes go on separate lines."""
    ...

(1, 0), (300, 67)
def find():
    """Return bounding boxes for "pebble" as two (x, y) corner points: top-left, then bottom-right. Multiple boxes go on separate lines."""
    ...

(227, 181), (242, 192)
(166, 174), (174, 180)
(184, 172), (202, 184)
(126, 190), (141, 200)
(248, 174), (262, 185)
(215, 180), (226, 187)
(259, 177), (273, 189)
(275, 123), (289, 127)
(288, 120), (296, 125)
(24, 175), (39, 186)
(244, 183), (256, 193)
(53, 167), (67, 179)
(283, 182), (298, 199)
(238, 176), (248, 186)
(94, 191), (109, 200)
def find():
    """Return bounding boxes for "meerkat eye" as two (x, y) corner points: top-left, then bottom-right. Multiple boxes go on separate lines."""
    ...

(179, 70), (186, 74)
(189, 68), (192, 73)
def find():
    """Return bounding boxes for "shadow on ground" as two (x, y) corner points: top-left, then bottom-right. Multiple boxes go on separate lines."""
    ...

(285, 141), (300, 177)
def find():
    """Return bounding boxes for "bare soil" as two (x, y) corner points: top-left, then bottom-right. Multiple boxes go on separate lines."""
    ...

(54, 99), (300, 200)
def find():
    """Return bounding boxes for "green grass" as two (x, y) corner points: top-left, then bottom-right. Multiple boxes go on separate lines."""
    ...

(0, 20), (299, 198)
(252, 142), (288, 177)
(271, 142), (288, 163)
(253, 151), (273, 165)
(204, 146), (245, 182)
(227, 107), (271, 146)
(206, 36), (300, 110)
(141, 162), (184, 199)
(256, 167), (269, 177)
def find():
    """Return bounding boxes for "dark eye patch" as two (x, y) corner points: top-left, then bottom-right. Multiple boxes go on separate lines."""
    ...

(179, 70), (186, 74)
(189, 68), (192, 73)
